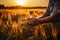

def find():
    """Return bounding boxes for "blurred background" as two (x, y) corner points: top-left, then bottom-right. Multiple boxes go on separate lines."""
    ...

(0, 0), (58, 40)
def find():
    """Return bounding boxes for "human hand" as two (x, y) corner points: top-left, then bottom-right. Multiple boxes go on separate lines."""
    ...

(27, 18), (40, 26)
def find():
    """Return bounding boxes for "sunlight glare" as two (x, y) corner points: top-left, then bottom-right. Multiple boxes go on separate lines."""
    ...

(17, 0), (26, 6)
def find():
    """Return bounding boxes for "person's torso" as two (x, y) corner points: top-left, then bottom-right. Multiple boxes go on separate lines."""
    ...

(51, 0), (60, 29)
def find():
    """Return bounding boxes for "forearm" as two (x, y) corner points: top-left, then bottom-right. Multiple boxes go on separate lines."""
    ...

(38, 16), (53, 24)
(38, 13), (60, 24)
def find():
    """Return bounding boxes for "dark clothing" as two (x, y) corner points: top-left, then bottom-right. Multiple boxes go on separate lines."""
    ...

(42, 0), (60, 39)
(44, 0), (55, 16)
(57, 29), (60, 40)
(44, 0), (60, 29)
(56, 0), (60, 6)
(51, 0), (60, 29)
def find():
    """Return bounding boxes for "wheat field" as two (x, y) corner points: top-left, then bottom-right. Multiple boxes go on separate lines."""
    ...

(0, 9), (58, 40)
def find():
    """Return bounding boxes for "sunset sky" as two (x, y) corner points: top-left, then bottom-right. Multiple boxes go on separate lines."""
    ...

(0, 0), (49, 7)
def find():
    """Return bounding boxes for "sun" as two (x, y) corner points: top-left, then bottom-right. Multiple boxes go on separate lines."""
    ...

(17, 0), (25, 6)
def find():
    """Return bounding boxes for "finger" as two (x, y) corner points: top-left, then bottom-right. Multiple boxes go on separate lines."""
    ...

(28, 18), (33, 20)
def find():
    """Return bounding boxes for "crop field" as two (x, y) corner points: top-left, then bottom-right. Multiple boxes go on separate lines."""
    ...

(0, 9), (58, 40)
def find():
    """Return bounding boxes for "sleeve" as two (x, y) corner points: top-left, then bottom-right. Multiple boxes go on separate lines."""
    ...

(41, 0), (55, 18)
(45, 0), (55, 15)
(51, 0), (60, 15)
(41, 0), (56, 18)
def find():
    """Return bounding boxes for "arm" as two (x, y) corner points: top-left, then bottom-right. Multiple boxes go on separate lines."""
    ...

(39, 0), (59, 23)
(38, 13), (60, 24)
(27, 13), (60, 26)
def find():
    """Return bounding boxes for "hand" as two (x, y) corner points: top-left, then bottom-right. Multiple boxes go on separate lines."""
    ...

(27, 18), (40, 26)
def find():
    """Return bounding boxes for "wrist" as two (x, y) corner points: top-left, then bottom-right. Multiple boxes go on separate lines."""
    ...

(38, 19), (43, 24)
